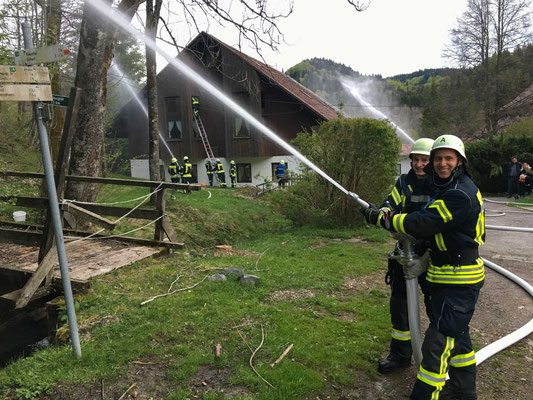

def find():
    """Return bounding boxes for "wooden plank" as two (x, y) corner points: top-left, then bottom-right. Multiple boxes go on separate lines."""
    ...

(0, 196), (159, 220)
(0, 226), (184, 249)
(1, 171), (201, 190)
(64, 202), (116, 230)
(162, 216), (178, 242)
(0, 286), (51, 307)
(154, 188), (165, 241)
(15, 247), (58, 309)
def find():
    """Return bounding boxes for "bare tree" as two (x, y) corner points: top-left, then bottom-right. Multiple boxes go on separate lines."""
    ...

(443, 0), (532, 129)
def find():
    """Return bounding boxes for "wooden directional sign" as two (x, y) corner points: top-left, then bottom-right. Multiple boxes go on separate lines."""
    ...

(0, 65), (52, 101)
(0, 66), (50, 84)
(14, 45), (70, 66)
(0, 84), (52, 101)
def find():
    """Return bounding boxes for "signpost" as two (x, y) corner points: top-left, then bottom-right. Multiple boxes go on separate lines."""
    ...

(43, 94), (69, 107)
(14, 44), (70, 66)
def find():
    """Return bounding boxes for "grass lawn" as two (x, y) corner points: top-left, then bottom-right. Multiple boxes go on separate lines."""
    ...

(0, 185), (395, 400)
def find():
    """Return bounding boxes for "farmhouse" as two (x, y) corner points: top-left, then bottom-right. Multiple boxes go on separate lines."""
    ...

(112, 32), (339, 186)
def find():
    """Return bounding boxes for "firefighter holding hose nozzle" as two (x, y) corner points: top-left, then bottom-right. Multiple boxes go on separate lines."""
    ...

(360, 135), (485, 400)
(361, 138), (434, 374)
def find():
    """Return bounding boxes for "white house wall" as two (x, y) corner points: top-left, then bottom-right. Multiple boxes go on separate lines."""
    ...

(131, 156), (303, 186)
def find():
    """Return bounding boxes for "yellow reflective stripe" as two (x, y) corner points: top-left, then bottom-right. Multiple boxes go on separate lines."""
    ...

(429, 199), (453, 223)
(376, 212), (384, 227)
(391, 214), (407, 233)
(401, 195), (406, 209)
(416, 366), (447, 388)
(391, 187), (401, 205)
(450, 351), (476, 368)
(475, 191), (485, 246)
(434, 233), (447, 251)
(426, 259), (485, 284)
(440, 336), (455, 374)
(391, 328), (411, 341)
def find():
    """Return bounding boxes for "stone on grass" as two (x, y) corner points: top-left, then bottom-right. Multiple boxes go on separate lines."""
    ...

(222, 267), (244, 278)
(239, 274), (260, 286)
(209, 274), (227, 282)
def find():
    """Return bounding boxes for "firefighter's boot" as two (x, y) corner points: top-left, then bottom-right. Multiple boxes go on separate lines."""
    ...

(377, 353), (411, 374)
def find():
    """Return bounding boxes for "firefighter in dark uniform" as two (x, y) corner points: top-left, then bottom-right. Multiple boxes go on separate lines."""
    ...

(363, 135), (485, 400)
(192, 96), (200, 118)
(168, 158), (180, 197)
(215, 158), (226, 188)
(229, 160), (237, 188)
(182, 156), (192, 194)
(205, 160), (214, 186)
(364, 138), (434, 374)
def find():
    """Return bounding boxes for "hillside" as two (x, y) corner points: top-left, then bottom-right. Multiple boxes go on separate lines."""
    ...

(286, 45), (533, 139)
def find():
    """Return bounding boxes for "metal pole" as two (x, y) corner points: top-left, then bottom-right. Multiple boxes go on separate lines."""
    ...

(22, 21), (81, 358)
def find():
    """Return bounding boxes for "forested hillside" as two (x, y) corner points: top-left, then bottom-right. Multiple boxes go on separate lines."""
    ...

(287, 44), (533, 139)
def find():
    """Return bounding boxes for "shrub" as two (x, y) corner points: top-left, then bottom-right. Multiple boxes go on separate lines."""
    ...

(273, 117), (400, 226)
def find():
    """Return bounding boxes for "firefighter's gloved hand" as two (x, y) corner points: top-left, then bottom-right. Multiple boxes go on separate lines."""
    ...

(378, 210), (396, 231)
(403, 251), (430, 280)
(360, 204), (380, 225)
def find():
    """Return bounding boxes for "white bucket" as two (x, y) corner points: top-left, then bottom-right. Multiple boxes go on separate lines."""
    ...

(13, 211), (27, 222)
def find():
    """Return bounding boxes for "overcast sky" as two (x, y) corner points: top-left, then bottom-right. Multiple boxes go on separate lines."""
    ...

(155, 0), (473, 78)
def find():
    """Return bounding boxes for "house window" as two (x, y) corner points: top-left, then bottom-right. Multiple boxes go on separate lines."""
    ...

(272, 162), (288, 180)
(397, 163), (402, 176)
(166, 97), (182, 140)
(237, 163), (252, 183)
(234, 117), (251, 138)
(233, 91), (251, 138)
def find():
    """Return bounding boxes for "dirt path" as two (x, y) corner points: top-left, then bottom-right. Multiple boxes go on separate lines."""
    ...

(369, 197), (533, 399)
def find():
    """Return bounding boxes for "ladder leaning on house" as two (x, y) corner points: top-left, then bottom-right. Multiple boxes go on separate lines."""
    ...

(191, 96), (218, 182)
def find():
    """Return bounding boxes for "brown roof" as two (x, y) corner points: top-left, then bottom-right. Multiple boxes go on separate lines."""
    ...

(501, 83), (533, 112)
(187, 32), (339, 121)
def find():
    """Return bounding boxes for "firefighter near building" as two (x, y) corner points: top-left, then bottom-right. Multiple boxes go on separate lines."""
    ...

(361, 135), (485, 400)
(229, 160), (237, 188)
(215, 159), (226, 188)
(182, 156), (192, 194)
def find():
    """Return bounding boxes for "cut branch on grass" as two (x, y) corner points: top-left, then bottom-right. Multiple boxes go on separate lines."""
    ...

(270, 343), (293, 368)
(117, 382), (136, 400)
(255, 248), (269, 271)
(249, 324), (275, 388)
(140, 275), (208, 306)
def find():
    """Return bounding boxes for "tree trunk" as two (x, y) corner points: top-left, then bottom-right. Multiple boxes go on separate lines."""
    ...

(146, 0), (163, 184)
(66, 0), (142, 202)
